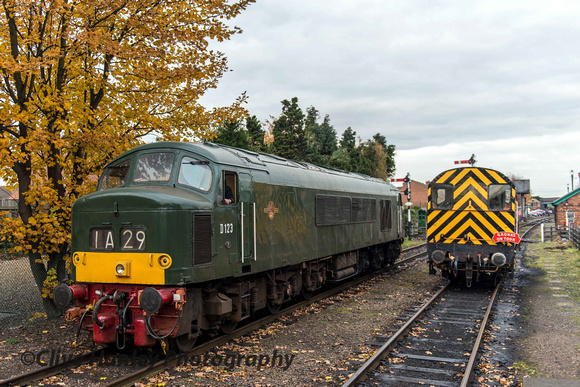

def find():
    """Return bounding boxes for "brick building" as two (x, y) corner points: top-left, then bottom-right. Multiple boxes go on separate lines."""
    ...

(398, 180), (429, 209)
(0, 186), (18, 218)
(552, 187), (580, 228)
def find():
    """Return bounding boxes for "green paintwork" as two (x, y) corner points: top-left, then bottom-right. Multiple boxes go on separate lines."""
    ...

(72, 142), (403, 285)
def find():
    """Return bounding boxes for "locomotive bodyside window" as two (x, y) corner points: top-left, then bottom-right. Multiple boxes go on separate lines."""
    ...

(178, 157), (212, 191)
(489, 184), (511, 210)
(100, 160), (131, 190)
(431, 184), (453, 209)
(133, 152), (175, 182)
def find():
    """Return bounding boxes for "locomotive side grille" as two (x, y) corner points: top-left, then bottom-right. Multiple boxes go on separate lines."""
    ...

(351, 197), (377, 223)
(194, 214), (212, 265)
(316, 195), (351, 226)
(380, 199), (392, 231)
(427, 167), (515, 245)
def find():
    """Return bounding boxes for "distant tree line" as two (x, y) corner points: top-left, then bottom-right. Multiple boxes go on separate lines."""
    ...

(209, 97), (396, 180)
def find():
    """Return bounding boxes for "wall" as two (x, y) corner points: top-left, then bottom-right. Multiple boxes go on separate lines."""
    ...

(398, 180), (429, 209)
(554, 193), (580, 228)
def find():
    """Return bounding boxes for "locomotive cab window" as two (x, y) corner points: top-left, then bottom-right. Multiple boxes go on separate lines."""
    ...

(431, 184), (453, 209)
(222, 171), (237, 205)
(133, 152), (174, 183)
(489, 184), (511, 210)
(178, 157), (212, 191)
(100, 160), (131, 190)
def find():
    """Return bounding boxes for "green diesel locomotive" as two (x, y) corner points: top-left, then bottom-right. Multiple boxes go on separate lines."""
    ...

(54, 142), (403, 351)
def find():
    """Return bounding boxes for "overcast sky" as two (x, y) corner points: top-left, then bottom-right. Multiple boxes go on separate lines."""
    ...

(201, 0), (580, 198)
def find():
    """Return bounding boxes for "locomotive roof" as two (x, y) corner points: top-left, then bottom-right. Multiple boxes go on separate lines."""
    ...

(114, 141), (395, 189)
(429, 166), (514, 187)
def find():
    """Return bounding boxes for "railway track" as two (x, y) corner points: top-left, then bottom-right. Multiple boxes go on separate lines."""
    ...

(341, 282), (499, 386)
(1, 243), (428, 387)
(339, 220), (544, 387)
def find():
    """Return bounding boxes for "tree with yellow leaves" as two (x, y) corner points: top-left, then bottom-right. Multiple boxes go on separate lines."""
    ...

(0, 0), (252, 316)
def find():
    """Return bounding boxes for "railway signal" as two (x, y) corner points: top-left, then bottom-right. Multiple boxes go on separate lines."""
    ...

(454, 154), (476, 166)
(390, 173), (412, 238)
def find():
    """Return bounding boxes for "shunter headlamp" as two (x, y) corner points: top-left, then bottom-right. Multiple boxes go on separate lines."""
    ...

(491, 252), (507, 267)
(431, 250), (446, 264)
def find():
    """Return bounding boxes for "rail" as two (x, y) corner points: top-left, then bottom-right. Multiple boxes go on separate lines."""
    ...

(2, 244), (426, 387)
(341, 284), (448, 387)
(342, 281), (501, 387)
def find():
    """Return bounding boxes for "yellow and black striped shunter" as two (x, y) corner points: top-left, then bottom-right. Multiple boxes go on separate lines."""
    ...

(427, 167), (518, 286)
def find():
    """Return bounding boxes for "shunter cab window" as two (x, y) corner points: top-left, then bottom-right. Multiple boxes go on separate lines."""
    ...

(489, 184), (511, 210)
(431, 184), (453, 209)
(133, 152), (174, 182)
(100, 160), (131, 190)
(178, 157), (212, 191)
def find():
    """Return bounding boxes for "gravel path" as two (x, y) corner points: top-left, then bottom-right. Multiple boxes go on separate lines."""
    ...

(135, 261), (444, 386)
(2, 233), (579, 386)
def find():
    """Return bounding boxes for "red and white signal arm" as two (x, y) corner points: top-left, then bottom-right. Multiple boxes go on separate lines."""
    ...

(493, 232), (521, 244)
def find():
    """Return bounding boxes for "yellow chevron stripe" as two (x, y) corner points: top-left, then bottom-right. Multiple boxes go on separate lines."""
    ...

(446, 218), (493, 245)
(457, 232), (483, 245)
(454, 191), (488, 210)
(450, 168), (471, 185)
(437, 211), (470, 243)
(472, 168), (492, 186)
(488, 210), (515, 228)
(472, 211), (500, 234)
(427, 209), (440, 222)
(435, 170), (456, 184)
(427, 210), (457, 242)
(454, 177), (488, 199)
(487, 169), (506, 184)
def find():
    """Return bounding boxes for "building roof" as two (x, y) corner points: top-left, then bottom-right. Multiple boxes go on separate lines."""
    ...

(552, 187), (580, 206)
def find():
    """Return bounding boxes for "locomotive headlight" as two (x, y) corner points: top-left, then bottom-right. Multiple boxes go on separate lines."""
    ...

(115, 261), (131, 277)
(491, 252), (507, 267)
(431, 250), (446, 264)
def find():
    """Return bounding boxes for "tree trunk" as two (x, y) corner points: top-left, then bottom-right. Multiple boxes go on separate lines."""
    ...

(28, 252), (66, 319)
